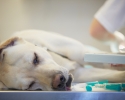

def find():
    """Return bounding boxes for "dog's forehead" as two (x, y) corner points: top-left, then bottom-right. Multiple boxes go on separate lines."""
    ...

(3, 43), (52, 63)
(4, 43), (34, 54)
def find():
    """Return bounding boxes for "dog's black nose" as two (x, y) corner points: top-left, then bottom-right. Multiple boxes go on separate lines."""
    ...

(60, 75), (66, 83)
(52, 74), (66, 90)
(57, 75), (66, 89)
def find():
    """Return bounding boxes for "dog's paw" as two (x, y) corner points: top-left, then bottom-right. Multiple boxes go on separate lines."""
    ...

(110, 64), (125, 71)
(111, 64), (123, 67)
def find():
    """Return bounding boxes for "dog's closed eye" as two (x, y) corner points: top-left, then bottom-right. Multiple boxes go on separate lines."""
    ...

(33, 53), (39, 65)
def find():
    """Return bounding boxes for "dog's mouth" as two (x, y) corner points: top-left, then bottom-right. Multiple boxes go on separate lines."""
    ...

(27, 74), (73, 91)
(26, 74), (73, 91)
(65, 74), (73, 91)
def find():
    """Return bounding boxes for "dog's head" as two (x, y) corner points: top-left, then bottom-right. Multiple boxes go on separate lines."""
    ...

(0, 37), (73, 91)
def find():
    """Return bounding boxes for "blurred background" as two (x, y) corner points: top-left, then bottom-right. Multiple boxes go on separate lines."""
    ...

(0, 0), (125, 51)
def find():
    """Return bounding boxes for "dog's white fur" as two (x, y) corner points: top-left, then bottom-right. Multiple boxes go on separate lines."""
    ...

(0, 30), (125, 91)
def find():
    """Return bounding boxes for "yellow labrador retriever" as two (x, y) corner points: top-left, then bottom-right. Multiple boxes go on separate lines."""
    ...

(0, 30), (125, 91)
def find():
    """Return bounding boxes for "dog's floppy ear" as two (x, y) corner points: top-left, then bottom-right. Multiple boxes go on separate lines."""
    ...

(0, 37), (19, 61)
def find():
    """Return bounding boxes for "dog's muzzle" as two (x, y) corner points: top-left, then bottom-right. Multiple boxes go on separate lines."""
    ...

(52, 74), (73, 91)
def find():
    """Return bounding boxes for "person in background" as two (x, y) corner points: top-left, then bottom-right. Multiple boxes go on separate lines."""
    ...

(89, 0), (125, 67)
(89, 0), (125, 53)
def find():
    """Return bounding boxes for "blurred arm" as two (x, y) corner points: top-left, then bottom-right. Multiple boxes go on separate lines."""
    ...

(89, 18), (116, 43)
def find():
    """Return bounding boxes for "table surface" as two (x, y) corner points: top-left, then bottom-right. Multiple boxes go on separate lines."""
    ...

(0, 91), (125, 100)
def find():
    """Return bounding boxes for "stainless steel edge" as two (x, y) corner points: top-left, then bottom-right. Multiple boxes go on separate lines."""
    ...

(0, 91), (125, 100)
